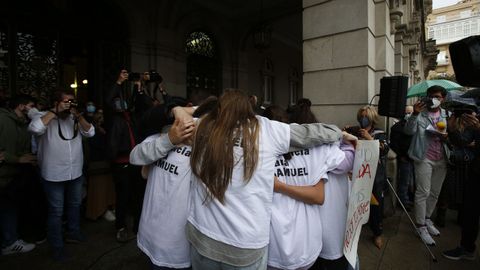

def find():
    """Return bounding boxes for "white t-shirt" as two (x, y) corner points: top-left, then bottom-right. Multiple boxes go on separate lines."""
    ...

(319, 173), (351, 260)
(268, 144), (345, 270)
(137, 134), (193, 268)
(188, 116), (290, 249)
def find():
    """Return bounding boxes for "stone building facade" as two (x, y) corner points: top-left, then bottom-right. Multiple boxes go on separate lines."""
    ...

(0, 0), (435, 127)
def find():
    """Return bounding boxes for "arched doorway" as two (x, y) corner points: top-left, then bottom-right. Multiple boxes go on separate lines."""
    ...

(185, 31), (220, 104)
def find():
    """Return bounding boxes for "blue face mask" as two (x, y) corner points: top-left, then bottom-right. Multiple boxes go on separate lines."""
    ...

(359, 116), (370, 128)
(86, 105), (96, 113)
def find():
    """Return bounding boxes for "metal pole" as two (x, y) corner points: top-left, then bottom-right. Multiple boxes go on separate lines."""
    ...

(386, 178), (438, 262)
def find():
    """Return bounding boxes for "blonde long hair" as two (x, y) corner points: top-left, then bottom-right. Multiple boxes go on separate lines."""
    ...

(191, 89), (260, 204)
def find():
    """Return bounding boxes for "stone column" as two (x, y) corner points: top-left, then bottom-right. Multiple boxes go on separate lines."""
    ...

(302, 0), (394, 127)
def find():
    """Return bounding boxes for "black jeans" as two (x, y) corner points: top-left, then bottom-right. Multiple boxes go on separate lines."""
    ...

(112, 164), (145, 232)
(310, 256), (349, 270)
(369, 179), (385, 237)
(460, 165), (480, 252)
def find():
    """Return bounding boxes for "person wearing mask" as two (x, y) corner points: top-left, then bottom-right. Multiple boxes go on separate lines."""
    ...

(347, 106), (389, 249)
(28, 90), (95, 261)
(390, 105), (415, 210)
(174, 89), (343, 270)
(85, 101), (96, 123)
(0, 94), (37, 255)
(404, 85), (449, 246)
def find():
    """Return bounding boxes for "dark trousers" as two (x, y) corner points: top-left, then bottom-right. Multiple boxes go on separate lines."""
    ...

(0, 180), (19, 248)
(112, 164), (145, 232)
(310, 256), (349, 270)
(18, 165), (47, 240)
(369, 180), (385, 237)
(460, 166), (480, 252)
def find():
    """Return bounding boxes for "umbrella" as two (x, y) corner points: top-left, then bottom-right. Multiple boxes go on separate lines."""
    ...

(406, 79), (462, 98)
(460, 88), (480, 98)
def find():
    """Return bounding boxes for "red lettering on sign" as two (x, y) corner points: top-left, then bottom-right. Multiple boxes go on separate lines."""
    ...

(357, 163), (371, 179)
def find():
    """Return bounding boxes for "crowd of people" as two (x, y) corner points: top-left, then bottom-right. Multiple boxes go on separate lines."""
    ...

(1, 71), (479, 270)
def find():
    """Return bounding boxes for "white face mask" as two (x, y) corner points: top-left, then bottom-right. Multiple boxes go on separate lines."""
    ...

(27, 107), (39, 119)
(430, 98), (441, 109)
(404, 113), (412, 120)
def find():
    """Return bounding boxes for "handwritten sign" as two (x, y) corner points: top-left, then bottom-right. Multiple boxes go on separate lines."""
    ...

(343, 140), (379, 267)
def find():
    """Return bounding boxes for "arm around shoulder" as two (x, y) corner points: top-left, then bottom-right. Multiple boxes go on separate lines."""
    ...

(129, 133), (175, 165)
(28, 115), (49, 135)
(289, 123), (342, 152)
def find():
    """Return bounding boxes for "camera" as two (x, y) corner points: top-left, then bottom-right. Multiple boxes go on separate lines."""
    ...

(420, 97), (434, 108)
(67, 99), (78, 108)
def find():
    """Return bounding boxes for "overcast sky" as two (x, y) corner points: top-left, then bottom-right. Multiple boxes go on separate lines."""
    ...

(433, 0), (460, 9)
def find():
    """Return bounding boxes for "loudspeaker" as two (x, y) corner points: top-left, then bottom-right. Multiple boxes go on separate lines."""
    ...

(378, 76), (408, 119)
(449, 35), (480, 87)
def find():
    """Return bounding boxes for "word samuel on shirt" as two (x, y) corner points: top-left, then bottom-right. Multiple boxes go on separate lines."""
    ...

(274, 149), (311, 177)
(154, 147), (191, 175)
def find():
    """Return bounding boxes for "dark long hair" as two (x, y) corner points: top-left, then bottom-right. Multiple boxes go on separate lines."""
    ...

(290, 98), (317, 124)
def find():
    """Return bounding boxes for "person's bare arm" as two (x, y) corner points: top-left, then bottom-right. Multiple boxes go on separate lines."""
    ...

(274, 176), (326, 205)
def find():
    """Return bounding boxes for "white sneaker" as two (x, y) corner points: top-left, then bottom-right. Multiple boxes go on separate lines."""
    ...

(1, 239), (36, 255)
(417, 226), (436, 246)
(426, 219), (440, 236)
(103, 210), (116, 222)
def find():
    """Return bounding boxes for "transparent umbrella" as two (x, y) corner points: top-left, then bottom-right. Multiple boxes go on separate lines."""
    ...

(406, 79), (462, 98)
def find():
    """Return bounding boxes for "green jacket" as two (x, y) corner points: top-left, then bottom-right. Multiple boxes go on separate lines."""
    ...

(0, 108), (31, 188)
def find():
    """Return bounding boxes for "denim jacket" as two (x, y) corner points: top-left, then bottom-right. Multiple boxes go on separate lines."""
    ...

(404, 109), (450, 162)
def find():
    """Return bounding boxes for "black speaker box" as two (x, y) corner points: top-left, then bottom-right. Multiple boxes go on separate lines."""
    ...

(378, 76), (408, 118)
(449, 35), (480, 87)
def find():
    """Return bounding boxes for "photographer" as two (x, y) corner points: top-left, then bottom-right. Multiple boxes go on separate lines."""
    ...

(28, 90), (95, 261)
(443, 109), (480, 260)
(404, 85), (449, 246)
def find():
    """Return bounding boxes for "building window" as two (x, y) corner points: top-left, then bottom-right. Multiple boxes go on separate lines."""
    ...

(428, 27), (434, 39)
(186, 31), (220, 101)
(186, 31), (215, 58)
(261, 58), (274, 105)
(288, 68), (299, 106)
(0, 30), (9, 95)
(464, 21), (471, 36)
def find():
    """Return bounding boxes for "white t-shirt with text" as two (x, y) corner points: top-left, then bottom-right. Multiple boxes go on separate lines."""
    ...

(268, 144), (345, 269)
(188, 116), (290, 249)
(137, 134), (193, 268)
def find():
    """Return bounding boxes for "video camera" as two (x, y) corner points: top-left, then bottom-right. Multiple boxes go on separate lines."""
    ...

(127, 70), (163, 83)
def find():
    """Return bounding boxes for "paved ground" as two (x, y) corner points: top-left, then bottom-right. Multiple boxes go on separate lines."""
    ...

(1, 209), (479, 270)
